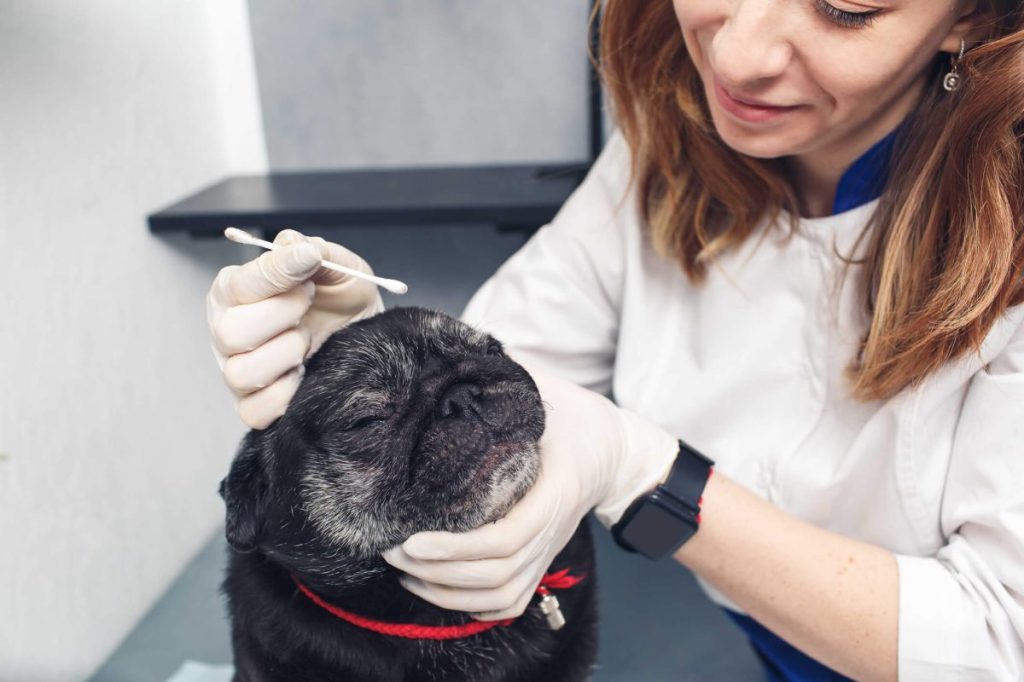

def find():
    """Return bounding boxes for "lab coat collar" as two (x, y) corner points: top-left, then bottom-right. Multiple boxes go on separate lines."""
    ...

(831, 116), (911, 216)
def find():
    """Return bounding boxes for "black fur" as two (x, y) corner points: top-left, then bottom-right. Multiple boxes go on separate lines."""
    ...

(220, 307), (598, 681)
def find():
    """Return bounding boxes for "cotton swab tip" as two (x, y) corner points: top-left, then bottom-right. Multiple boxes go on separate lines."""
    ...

(382, 279), (409, 295)
(223, 226), (250, 243)
(224, 226), (271, 248)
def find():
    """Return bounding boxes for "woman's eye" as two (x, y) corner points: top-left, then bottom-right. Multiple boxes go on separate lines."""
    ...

(814, 0), (880, 29)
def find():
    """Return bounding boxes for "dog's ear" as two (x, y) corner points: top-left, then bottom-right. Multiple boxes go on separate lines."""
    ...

(219, 431), (270, 553)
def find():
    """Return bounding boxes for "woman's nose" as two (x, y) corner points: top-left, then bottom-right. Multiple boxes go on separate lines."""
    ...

(709, 0), (792, 89)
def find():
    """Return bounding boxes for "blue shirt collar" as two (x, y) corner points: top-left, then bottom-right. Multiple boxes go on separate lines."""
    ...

(831, 118), (909, 215)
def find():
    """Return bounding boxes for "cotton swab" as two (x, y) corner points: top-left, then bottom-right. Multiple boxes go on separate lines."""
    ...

(223, 227), (409, 295)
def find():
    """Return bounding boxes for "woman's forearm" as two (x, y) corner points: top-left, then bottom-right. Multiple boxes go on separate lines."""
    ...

(673, 471), (899, 682)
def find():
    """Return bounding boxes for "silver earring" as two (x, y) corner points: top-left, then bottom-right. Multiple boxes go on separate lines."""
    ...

(943, 38), (966, 92)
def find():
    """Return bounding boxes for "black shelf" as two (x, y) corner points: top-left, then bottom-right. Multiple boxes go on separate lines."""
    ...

(150, 3), (603, 239)
(148, 162), (591, 238)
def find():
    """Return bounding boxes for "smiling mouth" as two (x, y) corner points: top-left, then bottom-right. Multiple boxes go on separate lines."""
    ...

(724, 90), (789, 108)
(712, 78), (804, 124)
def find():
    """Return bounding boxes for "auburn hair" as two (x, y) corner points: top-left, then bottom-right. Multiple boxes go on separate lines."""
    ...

(596, 1), (1024, 401)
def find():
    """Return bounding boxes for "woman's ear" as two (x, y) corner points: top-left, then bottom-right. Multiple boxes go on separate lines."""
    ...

(219, 431), (271, 553)
(938, 0), (990, 54)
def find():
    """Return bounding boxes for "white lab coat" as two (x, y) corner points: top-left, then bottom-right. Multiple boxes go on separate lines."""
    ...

(460, 131), (1024, 680)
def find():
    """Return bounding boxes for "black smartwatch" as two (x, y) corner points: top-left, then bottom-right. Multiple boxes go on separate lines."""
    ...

(611, 439), (714, 560)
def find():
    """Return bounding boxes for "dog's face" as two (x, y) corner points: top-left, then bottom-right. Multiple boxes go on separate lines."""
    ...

(220, 307), (544, 586)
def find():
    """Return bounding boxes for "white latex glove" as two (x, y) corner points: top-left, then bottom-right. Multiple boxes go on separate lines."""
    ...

(381, 358), (679, 621)
(206, 229), (385, 429)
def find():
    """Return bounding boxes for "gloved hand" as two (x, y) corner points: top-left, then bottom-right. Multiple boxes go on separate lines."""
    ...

(206, 229), (384, 429)
(382, 357), (679, 621)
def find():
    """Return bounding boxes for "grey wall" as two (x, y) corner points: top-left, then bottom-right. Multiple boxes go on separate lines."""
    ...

(0, 1), (266, 678)
(248, 0), (594, 170)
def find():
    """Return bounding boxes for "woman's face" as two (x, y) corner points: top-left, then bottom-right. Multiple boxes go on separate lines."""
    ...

(674, 0), (977, 164)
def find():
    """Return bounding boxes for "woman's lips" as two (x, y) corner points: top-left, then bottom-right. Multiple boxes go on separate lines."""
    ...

(713, 77), (802, 123)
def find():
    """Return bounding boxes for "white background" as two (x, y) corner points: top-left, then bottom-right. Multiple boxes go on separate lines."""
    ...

(0, 1), (265, 678)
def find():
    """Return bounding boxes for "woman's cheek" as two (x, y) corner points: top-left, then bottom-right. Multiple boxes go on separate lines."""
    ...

(809, 46), (922, 120)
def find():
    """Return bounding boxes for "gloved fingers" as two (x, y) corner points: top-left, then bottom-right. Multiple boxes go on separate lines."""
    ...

(308, 236), (379, 287)
(398, 472), (561, 561)
(276, 229), (378, 286)
(235, 365), (304, 430)
(272, 228), (311, 247)
(211, 283), (314, 357)
(213, 240), (322, 306)
(398, 566), (541, 615)
(382, 547), (528, 589)
(471, 579), (542, 622)
(287, 233), (386, 317)
(222, 327), (311, 397)
(310, 275), (384, 320)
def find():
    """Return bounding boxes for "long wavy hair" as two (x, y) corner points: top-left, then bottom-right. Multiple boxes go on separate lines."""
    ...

(597, 0), (1024, 401)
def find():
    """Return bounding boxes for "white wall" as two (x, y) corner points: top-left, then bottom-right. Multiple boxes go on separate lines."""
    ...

(0, 2), (267, 679)
(247, 0), (592, 169)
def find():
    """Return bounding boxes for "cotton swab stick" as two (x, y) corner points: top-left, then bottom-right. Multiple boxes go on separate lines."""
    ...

(223, 227), (409, 295)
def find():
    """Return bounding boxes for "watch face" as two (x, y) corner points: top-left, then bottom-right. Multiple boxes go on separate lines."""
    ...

(616, 491), (697, 560)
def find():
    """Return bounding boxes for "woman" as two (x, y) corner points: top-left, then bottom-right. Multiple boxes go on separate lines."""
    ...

(206, 1), (1024, 679)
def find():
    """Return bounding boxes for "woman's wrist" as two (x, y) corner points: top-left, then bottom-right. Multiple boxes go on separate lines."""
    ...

(608, 435), (715, 559)
(592, 404), (679, 529)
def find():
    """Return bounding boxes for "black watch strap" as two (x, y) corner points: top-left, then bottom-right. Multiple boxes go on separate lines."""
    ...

(611, 439), (714, 560)
(661, 439), (715, 510)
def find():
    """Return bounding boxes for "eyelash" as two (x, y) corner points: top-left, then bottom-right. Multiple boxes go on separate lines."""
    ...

(814, 0), (880, 29)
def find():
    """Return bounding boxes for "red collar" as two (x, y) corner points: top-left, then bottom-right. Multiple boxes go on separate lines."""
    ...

(292, 567), (586, 640)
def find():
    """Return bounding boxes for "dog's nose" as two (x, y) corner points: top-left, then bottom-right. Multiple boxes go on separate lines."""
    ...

(438, 381), (483, 419)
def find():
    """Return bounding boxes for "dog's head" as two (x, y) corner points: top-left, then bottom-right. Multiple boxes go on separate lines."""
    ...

(219, 307), (544, 586)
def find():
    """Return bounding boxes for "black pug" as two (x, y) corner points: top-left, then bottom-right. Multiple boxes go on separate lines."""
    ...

(219, 306), (598, 681)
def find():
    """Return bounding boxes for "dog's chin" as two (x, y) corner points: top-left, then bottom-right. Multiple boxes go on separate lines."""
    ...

(449, 442), (542, 531)
(298, 441), (543, 563)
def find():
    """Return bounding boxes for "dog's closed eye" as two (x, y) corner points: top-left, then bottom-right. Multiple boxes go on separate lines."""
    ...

(345, 414), (391, 431)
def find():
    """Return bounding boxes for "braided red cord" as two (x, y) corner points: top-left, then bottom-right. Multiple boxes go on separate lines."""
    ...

(534, 566), (586, 595)
(293, 568), (587, 640)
